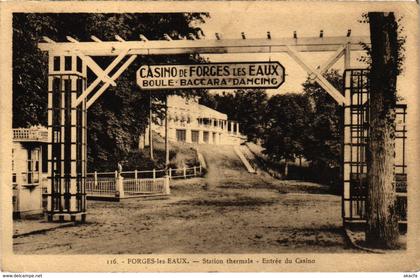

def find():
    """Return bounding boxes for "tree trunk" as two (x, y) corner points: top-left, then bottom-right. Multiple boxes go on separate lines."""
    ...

(366, 12), (399, 248)
(165, 95), (169, 167)
(149, 93), (154, 160)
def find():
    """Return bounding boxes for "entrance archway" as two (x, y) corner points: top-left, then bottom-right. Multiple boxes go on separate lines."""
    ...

(38, 33), (370, 222)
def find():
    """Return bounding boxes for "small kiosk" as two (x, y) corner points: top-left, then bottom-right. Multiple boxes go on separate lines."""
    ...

(12, 126), (48, 218)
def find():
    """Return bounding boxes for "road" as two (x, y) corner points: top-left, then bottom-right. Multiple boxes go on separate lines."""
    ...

(14, 145), (357, 254)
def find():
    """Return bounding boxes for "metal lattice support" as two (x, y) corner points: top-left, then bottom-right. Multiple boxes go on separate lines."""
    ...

(342, 69), (407, 228)
(46, 55), (87, 222)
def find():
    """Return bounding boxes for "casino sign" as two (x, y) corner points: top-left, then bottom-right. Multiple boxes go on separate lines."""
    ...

(136, 62), (285, 90)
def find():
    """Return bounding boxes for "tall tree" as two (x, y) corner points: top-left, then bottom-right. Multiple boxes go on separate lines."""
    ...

(200, 89), (268, 142)
(262, 93), (311, 176)
(13, 13), (208, 171)
(302, 70), (343, 185)
(366, 12), (400, 248)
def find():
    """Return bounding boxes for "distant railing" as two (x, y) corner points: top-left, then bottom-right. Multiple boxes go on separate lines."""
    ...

(86, 177), (116, 196)
(89, 164), (204, 181)
(124, 178), (166, 195)
(13, 127), (48, 142)
(85, 170), (172, 198)
(169, 165), (203, 179)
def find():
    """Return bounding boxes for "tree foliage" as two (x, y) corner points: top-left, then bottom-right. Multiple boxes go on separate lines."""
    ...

(200, 89), (268, 142)
(262, 93), (311, 162)
(13, 13), (208, 171)
(302, 70), (343, 169)
(201, 71), (343, 184)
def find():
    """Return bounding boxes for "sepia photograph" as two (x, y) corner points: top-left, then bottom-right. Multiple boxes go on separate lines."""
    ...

(0, 1), (419, 273)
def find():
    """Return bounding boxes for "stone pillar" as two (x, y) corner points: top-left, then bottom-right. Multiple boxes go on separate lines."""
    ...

(186, 128), (192, 143)
(164, 175), (170, 195)
(230, 121), (234, 133)
(198, 130), (203, 144)
(236, 122), (240, 135)
(116, 171), (125, 198)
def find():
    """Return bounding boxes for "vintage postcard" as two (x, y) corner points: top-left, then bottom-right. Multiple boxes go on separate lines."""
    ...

(0, 1), (419, 273)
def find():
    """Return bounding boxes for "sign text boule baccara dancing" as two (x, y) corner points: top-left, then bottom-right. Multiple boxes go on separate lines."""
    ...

(137, 62), (285, 90)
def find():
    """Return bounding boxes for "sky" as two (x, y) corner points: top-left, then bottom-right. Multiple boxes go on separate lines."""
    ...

(195, 11), (371, 96)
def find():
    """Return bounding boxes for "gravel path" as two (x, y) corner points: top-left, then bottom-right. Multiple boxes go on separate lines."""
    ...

(14, 145), (358, 254)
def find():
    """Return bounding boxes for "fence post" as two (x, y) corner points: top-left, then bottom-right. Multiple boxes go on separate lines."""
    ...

(115, 170), (124, 199)
(134, 169), (138, 181)
(94, 171), (98, 187)
(169, 168), (172, 179)
(183, 166), (186, 179)
(153, 168), (156, 180)
(199, 164), (202, 174)
(194, 166), (197, 176)
(164, 175), (170, 195)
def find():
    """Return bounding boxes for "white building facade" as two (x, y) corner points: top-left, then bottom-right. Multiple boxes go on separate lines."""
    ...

(12, 126), (48, 218)
(154, 96), (245, 145)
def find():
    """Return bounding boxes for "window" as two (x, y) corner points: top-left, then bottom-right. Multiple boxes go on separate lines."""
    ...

(203, 131), (209, 143)
(176, 129), (186, 142)
(191, 130), (199, 143)
(11, 148), (14, 172)
(64, 56), (72, 71)
(42, 144), (48, 173)
(26, 149), (40, 184)
(53, 56), (60, 71)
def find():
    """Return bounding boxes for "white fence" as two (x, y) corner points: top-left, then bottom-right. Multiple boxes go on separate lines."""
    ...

(168, 165), (203, 179)
(85, 164), (203, 198)
(117, 165), (203, 180)
(124, 178), (166, 195)
(85, 177), (117, 196)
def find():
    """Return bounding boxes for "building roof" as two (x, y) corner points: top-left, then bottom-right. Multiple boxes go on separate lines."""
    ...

(196, 104), (227, 120)
(167, 95), (227, 121)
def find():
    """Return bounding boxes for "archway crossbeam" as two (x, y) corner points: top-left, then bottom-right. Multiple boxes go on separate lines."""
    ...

(39, 35), (369, 56)
(40, 34), (370, 107)
(286, 45), (347, 104)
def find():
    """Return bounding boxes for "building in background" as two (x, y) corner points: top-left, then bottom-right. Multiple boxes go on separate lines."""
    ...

(12, 126), (48, 218)
(153, 96), (245, 145)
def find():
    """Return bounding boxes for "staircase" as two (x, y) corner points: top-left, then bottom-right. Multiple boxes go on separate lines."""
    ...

(234, 146), (256, 174)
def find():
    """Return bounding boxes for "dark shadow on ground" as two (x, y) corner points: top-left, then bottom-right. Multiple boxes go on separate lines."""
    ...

(174, 196), (277, 207)
(271, 226), (357, 250)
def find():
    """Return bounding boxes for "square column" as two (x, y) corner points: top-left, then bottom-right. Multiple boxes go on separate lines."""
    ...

(186, 128), (192, 143)
(47, 55), (87, 222)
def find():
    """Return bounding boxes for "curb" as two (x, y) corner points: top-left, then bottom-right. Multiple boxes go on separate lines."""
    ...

(13, 222), (77, 238)
(344, 228), (385, 254)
